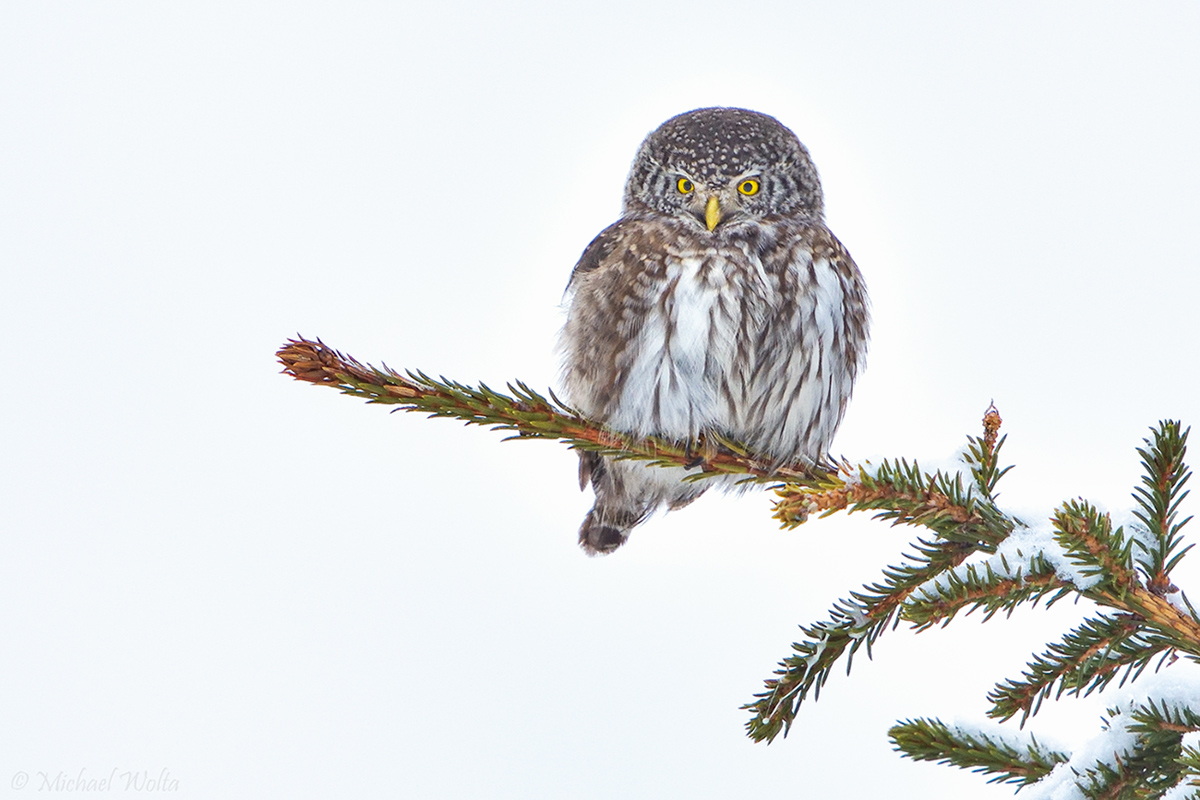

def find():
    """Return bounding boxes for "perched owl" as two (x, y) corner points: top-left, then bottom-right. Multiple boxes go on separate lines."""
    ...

(559, 107), (869, 555)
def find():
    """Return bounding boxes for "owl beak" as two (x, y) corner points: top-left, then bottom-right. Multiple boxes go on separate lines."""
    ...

(705, 195), (722, 231)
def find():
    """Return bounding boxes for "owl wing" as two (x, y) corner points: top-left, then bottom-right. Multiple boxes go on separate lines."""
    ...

(564, 221), (647, 493)
(564, 219), (626, 292)
(810, 227), (870, 387)
(560, 217), (667, 421)
(739, 221), (869, 459)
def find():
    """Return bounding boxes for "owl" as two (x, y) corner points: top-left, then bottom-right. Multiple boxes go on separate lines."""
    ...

(559, 107), (869, 555)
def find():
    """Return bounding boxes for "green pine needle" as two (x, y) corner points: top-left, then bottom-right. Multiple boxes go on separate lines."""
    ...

(889, 717), (1067, 786)
(1132, 422), (1194, 592)
(988, 614), (1174, 724)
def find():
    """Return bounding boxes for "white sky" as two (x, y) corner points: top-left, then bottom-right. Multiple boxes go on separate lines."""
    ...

(3, 2), (1200, 798)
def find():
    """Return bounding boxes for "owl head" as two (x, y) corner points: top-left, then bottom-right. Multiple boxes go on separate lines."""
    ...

(622, 107), (824, 231)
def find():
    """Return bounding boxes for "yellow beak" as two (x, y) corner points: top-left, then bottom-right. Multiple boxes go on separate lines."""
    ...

(705, 195), (721, 232)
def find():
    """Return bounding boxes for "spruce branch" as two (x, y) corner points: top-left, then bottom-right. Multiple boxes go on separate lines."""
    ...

(746, 409), (1019, 742)
(903, 552), (1071, 630)
(739, 534), (974, 743)
(1053, 501), (1141, 598)
(1128, 700), (1200, 737)
(1047, 499), (1200, 661)
(983, 448), (1200, 730)
(889, 695), (1200, 799)
(987, 614), (1174, 724)
(1131, 422), (1194, 594)
(888, 717), (1067, 787)
(1070, 704), (1193, 799)
(772, 456), (1015, 545)
(742, 531), (988, 742)
(773, 407), (1017, 546)
(1117, 701), (1200, 796)
(1173, 740), (1200, 799)
(967, 402), (1013, 499)
(1070, 758), (1150, 800)
(275, 336), (826, 485)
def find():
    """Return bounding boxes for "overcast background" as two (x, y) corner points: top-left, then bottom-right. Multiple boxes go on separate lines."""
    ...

(3, 3), (1200, 798)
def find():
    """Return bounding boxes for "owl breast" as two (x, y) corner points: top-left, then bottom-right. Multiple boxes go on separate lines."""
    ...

(561, 216), (863, 466)
(608, 249), (764, 440)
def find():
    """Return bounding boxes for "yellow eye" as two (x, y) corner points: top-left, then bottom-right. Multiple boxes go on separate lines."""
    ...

(738, 179), (760, 196)
(676, 177), (694, 194)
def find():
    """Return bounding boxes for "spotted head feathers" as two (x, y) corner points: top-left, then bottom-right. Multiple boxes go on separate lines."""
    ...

(623, 107), (825, 226)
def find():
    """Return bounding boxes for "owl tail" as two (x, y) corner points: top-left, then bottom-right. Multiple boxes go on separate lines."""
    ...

(576, 451), (647, 555)
(578, 504), (646, 556)
(575, 451), (711, 555)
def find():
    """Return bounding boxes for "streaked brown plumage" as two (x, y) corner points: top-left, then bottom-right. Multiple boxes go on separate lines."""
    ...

(559, 108), (869, 555)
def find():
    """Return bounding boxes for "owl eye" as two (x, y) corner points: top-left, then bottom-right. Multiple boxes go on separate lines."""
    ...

(676, 177), (694, 194)
(738, 179), (760, 196)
